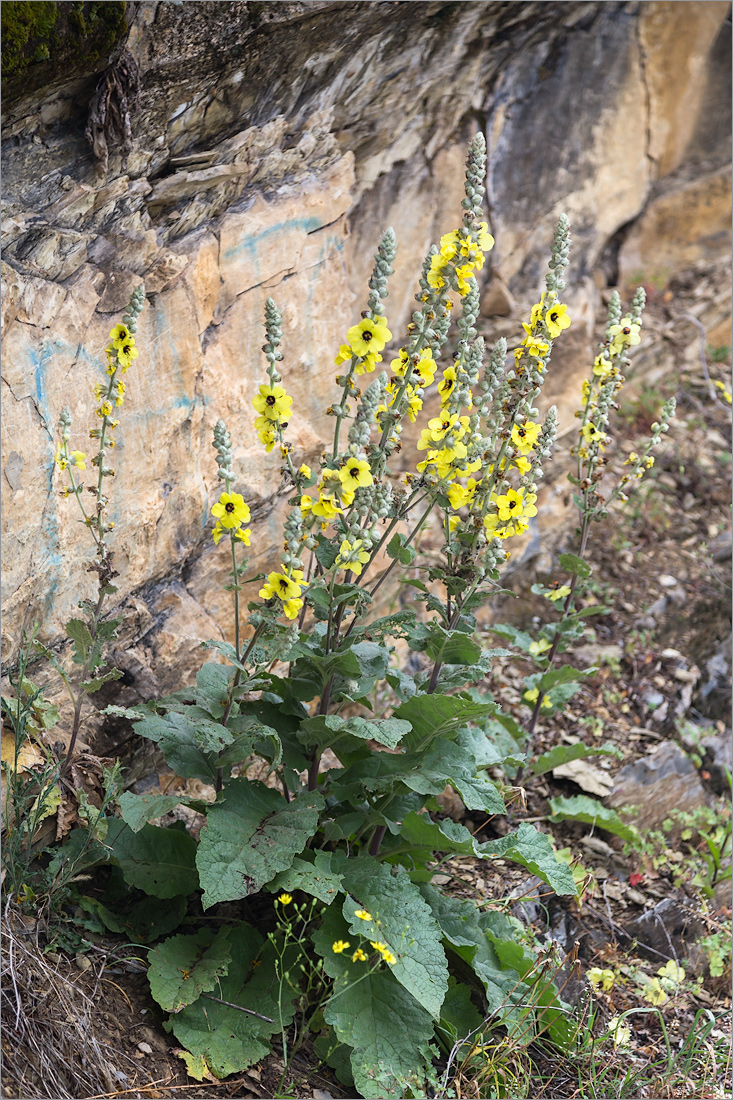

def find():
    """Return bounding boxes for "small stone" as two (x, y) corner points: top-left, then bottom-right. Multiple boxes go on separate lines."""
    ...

(74, 953), (92, 971)
(137, 1042), (153, 1055)
(659, 574), (678, 588)
(607, 740), (713, 830)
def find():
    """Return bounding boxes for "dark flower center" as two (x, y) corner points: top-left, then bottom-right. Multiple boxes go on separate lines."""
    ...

(266, 395), (276, 405)
(349, 467), (360, 478)
(622, 326), (631, 335)
(549, 312), (558, 322)
(225, 502), (235, 513)
(278, 579), (289, 592)
(362, 330), (373, 342)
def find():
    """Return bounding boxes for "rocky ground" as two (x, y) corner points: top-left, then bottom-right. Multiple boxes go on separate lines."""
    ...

(2, 260), (731, 1100)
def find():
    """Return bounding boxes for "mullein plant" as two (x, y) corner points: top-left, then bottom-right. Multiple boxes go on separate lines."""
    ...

(37, 285), (147, 775)
(49, 138), (592, 1098)
(492, 286), (676, 769)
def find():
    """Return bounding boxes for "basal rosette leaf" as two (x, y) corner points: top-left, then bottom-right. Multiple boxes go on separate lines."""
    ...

(106, 819), (199, 898)
(196, 779), (323, 908)
(336, 856), (449, 1019)
(479, 823), (577, 895)
(169, 924), (296, 1078)
(313, 905), (435, 1100)
(394, 693), (496, 753)
(148, 928), (231, 1013)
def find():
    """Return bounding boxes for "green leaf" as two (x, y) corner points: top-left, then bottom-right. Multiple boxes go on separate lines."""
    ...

(65, 618), (92, 664)
(487, 623), (535, 653)
(399, 812), (480, 858)
(342, 715), (411, 750)
(425, 625), (482, 666)
(394, 693), (496, 754)
(480, 823), (577, 895)
(195, 663), (234, 717)
(549, 795), (639, 842)
(538, 665), (596, 692)
(118, 791), (194, 833)
(401, 739), (506, 814)
(314, 533), (339, 570)
(80, 668), (123, 693)
(559, 552), (592, 579)
(267, 850), (344, 904)
(106, 819), (199, 898)
(77, 893), (187, 943)
(314, 905), (435, 1100)
(529, 741), (623, 778)
(148, 928), (231, 1013)
(418, 886), (535, 1023)
(386, 532), (416, 565)
(129, 710), (220, 782)
(170, 925), (296, 1078)
(437, 977), (484, 1045)
(196, 780), (323, 908)
(337, 857), (449, 1019)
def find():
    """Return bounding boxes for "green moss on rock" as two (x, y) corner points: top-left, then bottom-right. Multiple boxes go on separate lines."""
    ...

(1, 1), (128, 110)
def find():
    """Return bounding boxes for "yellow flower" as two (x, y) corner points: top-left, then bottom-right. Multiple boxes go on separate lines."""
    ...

(109, 323), (131, 347)
(511, 421), (541, 454)
(546, 585), (571, 602)
(447, 481), (471, 510)
(523, 687), (551, 709)
(277, 893), (293, 905)
(370, 941), (396, 965)
(354, 909), (373, 921)
(311, 494), (342, 520)
(334, 344), (353, 367)
(475, 222), (495, 252)
(608, 317), (641, 352)
(97, 400), (114, 419)
(593, 354), (613, 379)
(114, 381), (126, 406)
(642, 977), (668, 1006)
(299, 464), (312, 480)
(494, 488), (538, 523)
(260, 571), (302, 603)
(713, 379), (733, 404)
(335, 538), (370, 577)
(513, 455), (532, 476)
(255, 415), (278, 452)
(607, 1017), (632, 1048)
(339, 458), (373, 493)
(212, 492), (251, 530)
(581, 422), (606, 445)
(657, 961), (685, 988)
(347, 316), (392, 357)
(116, 338), (139, 371)
(212, 522), (226, 545)
(352, 948), (368, 962)
(234, 527), (251, 545)
(281, 597), (304, 620)
(587, 967), (615, 992)
(332, 940), (350, 954)
(252, 383), (292, 422)
(354, 350), (382, 376)
(405, 388), (423, 422)
(544, 301), (571, 339)
(520, 323), (550, 358)
(529, 638), (551, 656)
(438, 367), (456, 405)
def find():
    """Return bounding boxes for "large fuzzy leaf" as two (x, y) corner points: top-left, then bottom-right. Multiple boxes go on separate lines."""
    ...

(148, 928), (231, 1013)
(169, 924), (297, 1078)
(196, 780), (323, 908)
(394, 693), (496, 753)
(549, 794), (638, 842)
(529, 741), (622, 777)
(401, 738), (506, 814)
(267, 850), (344, 905)
(335, 856), (449, 1019)
(313, 905), (435, 1100)
(106, 819), (199, 899)
(479, 823), (577, 895)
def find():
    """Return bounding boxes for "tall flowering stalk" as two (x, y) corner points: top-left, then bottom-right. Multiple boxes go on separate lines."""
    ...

(51, 285), (145, 772)
(519, 286), (676, 751)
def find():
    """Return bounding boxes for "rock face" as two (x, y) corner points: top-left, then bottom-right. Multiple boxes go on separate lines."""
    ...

(2, 1), (731, 699)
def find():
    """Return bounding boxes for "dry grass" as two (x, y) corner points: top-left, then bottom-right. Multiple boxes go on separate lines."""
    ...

(1, 900), (140, 1100)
